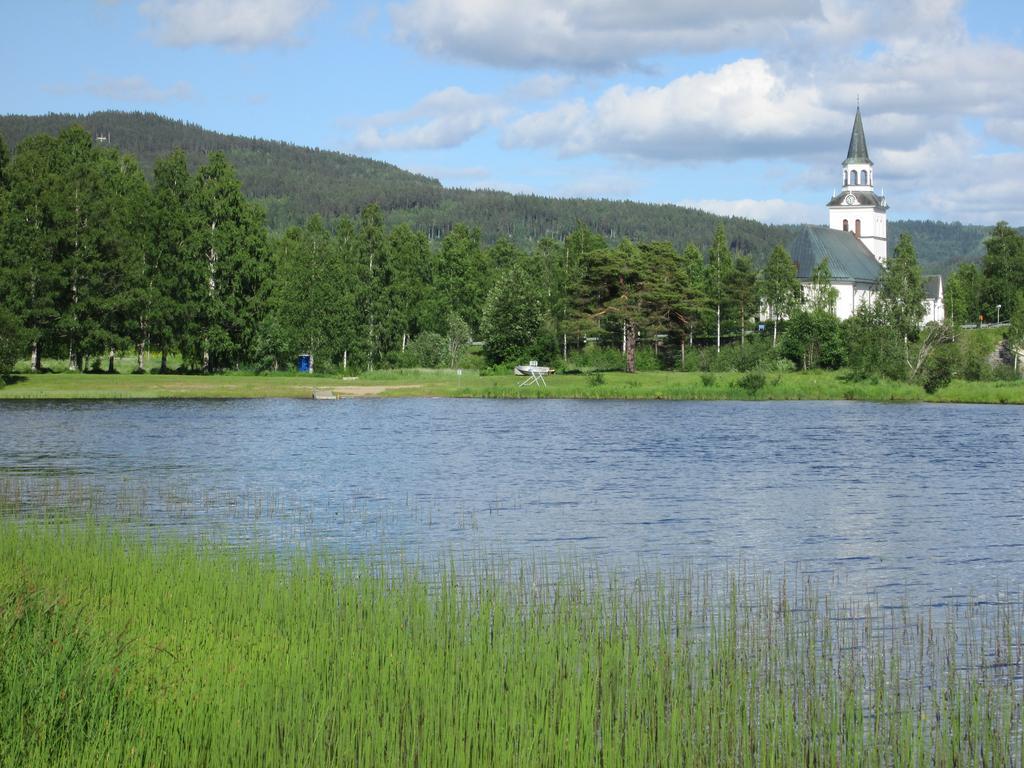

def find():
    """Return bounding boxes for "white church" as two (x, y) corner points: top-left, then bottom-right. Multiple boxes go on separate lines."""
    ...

(789, 108), (944, 322)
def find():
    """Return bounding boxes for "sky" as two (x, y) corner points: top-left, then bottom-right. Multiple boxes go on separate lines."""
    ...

(3, 0), (1024, 226)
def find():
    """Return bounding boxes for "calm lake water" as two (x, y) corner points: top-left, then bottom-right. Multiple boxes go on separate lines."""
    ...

(1, 398), (1022, 605)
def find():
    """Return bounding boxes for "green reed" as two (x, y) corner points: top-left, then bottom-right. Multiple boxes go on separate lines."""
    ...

(1, 519), (1022, 767)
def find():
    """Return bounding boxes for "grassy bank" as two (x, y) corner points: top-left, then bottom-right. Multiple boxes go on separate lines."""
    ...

(1, 366), (1023, 403)
(2, 521), (1022, 766)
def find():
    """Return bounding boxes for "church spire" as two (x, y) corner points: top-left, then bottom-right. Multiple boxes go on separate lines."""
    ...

(845, 107), (871, 165)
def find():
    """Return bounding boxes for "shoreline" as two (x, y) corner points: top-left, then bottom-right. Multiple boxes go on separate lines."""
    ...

(1, 369), (1022, 404)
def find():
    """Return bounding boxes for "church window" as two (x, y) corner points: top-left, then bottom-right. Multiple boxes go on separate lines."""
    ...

(855, 219), (861, 237)
(843, 219), (849, 231)
(844, 171), (848, 185)
(860, 170), (868, 185)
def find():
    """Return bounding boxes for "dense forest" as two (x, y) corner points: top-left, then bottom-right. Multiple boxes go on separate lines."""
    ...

(2, 125), (1022, 390)
(0, 111), (1010, 275)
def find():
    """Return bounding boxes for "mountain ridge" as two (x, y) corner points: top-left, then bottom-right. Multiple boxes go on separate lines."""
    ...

(0, 110), (1004, 274)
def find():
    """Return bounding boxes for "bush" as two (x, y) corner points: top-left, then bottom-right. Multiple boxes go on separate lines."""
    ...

(567, 345), (625, 372)
(401, 332), (448, 368)
(700, 372), (716, 387)
(921, 345), (957, 393)
(633, 347), (664, 371)
(736, 370), (767, 394)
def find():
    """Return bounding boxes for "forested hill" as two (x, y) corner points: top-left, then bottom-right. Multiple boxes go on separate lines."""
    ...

(0, 111), (1006, 273)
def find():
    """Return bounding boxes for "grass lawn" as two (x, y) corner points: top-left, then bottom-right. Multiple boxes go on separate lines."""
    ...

(1, 366), (1022, 403)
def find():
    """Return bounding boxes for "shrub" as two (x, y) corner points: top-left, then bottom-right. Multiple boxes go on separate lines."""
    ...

(736, 370), (767, 394)
(700, 372), (716, 387)
(633, 347), (663, 371)
(567, 345), (625, 372)
(401, 332), (448, 369)
(921, 345), (957, 394)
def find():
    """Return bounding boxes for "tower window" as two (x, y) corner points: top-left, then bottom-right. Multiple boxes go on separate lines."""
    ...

(860, 170), (868, 185)
(844, 171), (848, 186)
(843, 219), (849, 231)
(855, 219), (861, 237)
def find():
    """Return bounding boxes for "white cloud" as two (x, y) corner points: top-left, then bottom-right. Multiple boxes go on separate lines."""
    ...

(505, 59), (840, 162)
(390, 0), (821, 71)
(680, 198), (824, 225)
(87, 75), (193, 102)
(354, 86), (510, 151)
(139, 0), (325, 48)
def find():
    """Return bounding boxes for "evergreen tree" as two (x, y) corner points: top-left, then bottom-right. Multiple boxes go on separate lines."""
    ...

(271, 216), (346, 373)
(355, 204), (396, 369)
(188, 152), (269, 371)
(149, 150), (199, 371)
(0, 134), (62, 370)
(90, 149), (150, 372)
(638, 241), (705, 369)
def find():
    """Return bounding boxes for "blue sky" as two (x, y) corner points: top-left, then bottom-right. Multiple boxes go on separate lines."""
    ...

(3, 0), (1024, 225)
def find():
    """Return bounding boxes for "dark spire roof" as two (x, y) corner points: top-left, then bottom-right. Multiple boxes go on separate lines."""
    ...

(844, 107), (871, 165)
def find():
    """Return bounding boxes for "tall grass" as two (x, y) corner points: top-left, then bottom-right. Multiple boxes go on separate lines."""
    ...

(2, 520), (1022, 766)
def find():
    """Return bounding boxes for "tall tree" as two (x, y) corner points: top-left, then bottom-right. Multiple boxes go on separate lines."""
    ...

(726, 253), (759, 347)
(148, 150), (199, 371)
(980, 222), (1024, 322)
(479, 262), (545, 366)
(807, 258), (838, 315)
(760, 244), (801, 346)
(781, 259), (842, 371)
(944, 262), (983, 327)
(188, 152), (269, 371)
(437, 224), (490, 335)
(639, 241), (705, 369)
(579, 238), (669, 373)
(705, 224), (732, 354)
(355, 204), (397, 369)
(877, 232), (926, 342)
(562, 224), (606, 355)
(89, 149), (150, 372)
(271, 216), (346, 373)
(388, 223), (434, 352)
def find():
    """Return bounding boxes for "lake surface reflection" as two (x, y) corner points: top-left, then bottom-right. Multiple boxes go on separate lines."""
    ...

(2, 398), (1022, 605)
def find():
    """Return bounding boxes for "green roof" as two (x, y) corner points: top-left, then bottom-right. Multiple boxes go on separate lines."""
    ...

(789, 227), (881, 283)
(844, 107), (871, 165)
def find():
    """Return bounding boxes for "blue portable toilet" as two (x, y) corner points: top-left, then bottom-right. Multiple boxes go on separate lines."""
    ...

(297, 354), (311, 373)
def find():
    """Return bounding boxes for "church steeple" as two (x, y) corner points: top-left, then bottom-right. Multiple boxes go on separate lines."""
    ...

(845, 107), (871, 165)
(827, 106), (888, 264)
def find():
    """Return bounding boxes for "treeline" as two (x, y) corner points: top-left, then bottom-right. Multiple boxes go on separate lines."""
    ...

(2, 127), (1023, 389)
(2, 111), (1012, 275)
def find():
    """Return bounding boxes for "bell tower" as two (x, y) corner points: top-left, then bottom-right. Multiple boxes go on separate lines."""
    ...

(827, 107), (888, 263)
